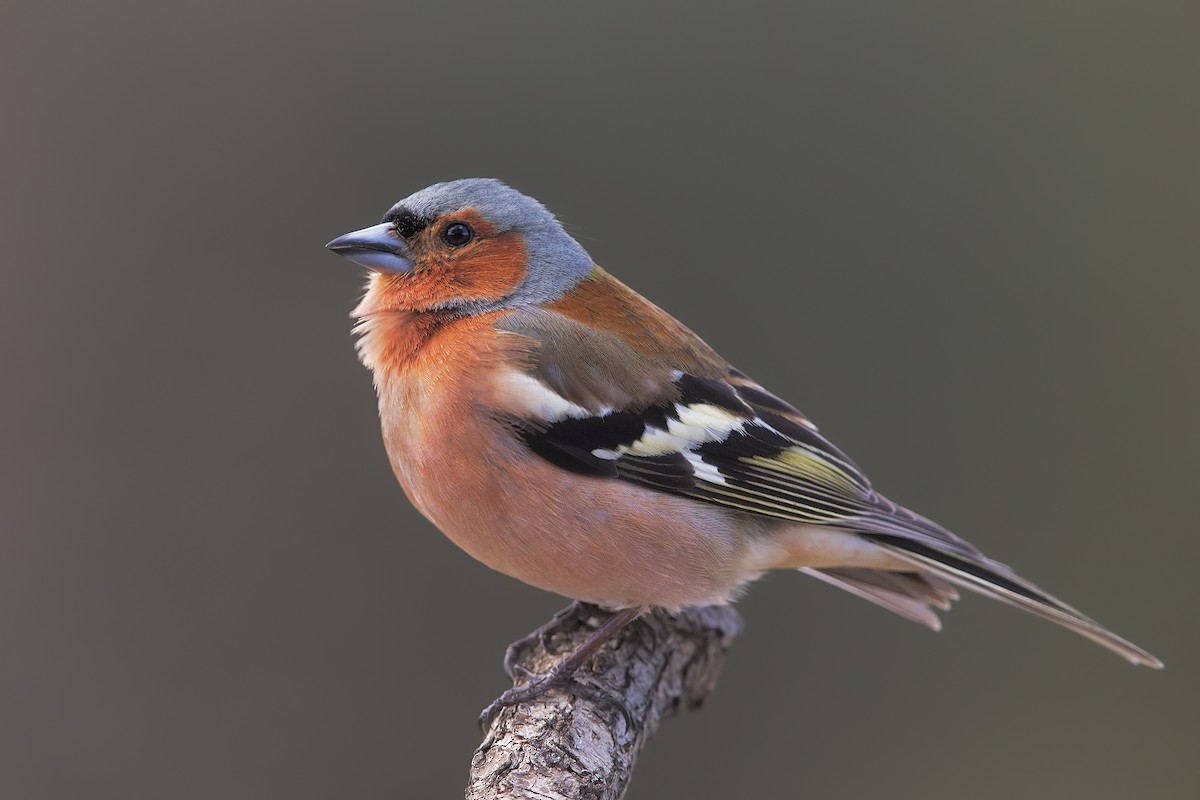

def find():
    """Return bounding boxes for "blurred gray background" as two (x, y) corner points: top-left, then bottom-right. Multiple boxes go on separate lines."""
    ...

(2, 2), (1197, 798)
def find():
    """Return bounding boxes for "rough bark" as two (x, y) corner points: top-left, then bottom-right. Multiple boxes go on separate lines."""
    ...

(468, 604), (743, 800)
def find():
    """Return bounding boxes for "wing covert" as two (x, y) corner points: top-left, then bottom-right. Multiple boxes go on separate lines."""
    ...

(509, 365), (879, 526)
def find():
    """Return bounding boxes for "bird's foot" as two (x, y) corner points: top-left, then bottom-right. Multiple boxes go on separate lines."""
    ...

(502, 600), (586, 679)
(483, 606), (643, 732)
(479, 660), (633, 732)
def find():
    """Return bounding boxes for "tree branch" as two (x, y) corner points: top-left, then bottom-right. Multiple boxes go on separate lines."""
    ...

(468, 604), (743, 800)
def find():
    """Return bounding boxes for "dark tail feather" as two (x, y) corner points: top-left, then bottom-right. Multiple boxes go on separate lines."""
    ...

(869, 536), (1163, 669)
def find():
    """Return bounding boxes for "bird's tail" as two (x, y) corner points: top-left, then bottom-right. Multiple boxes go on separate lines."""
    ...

(865, 536), (1164, 668)
(801, 567), (958, 631)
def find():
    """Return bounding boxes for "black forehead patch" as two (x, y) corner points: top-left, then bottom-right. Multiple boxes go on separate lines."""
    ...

(382, 206), (430, 238)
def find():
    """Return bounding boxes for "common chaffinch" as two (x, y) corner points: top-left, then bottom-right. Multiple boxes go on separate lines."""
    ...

(326, 178), (1160, 711)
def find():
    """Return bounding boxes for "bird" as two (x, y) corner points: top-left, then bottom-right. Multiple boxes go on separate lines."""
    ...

(326, 178), (1161, 716)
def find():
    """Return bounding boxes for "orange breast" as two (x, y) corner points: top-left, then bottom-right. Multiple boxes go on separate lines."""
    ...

(366, 309), (522, 503)
(364, 308), (763, 610)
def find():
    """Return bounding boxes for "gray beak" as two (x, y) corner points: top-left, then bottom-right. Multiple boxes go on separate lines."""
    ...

(325, 223), (414, 273)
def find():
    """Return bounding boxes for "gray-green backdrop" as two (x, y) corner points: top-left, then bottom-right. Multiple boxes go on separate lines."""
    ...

(2, 2), (1196, 798)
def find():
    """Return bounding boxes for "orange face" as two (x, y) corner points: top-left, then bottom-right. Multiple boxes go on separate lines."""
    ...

(366, 209), (529, 313)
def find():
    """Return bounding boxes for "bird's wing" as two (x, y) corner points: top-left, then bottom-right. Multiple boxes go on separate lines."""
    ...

(494, 305), (951, 540)
(491, 303), (1162, 667)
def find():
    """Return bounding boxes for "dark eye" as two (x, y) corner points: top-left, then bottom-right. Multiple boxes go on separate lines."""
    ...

(441, 222), (473, 247)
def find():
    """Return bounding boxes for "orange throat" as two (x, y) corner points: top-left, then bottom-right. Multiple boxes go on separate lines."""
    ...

(351, 279), (524, 380)
(352, 309), (452, 375)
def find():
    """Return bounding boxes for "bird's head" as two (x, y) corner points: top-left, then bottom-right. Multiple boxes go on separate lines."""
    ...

(327, 178), (594, 315)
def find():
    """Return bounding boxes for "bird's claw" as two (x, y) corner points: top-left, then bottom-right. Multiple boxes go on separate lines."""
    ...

(478, 670), (634, 733)
(502, 601), (584, 678)
(486, 604), (642, 733)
